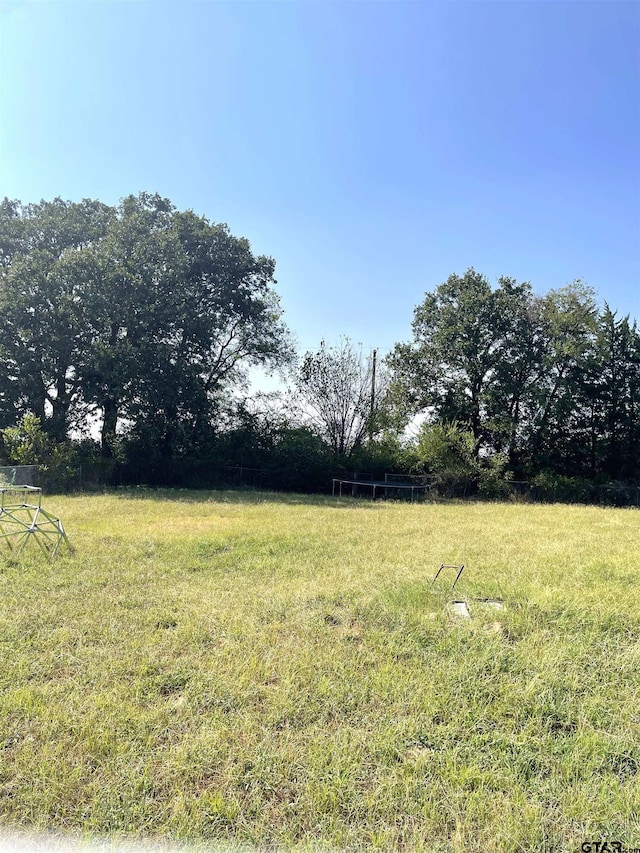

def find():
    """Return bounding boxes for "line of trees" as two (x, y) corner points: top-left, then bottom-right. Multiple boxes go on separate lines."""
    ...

(1, 195), (639, 498)
(388, 269), (640, 484)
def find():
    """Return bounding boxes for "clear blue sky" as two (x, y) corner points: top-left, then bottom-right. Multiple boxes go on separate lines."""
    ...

(1, 0), (639, 360)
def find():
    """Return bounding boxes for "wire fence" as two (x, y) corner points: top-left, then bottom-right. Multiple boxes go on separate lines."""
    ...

(509, 479), (640, 508)
(2, 461), (639, 508)
(0, 466), (40, 487)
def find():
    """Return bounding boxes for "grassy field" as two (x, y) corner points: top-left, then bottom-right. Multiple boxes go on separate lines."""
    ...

(0, 490), (638, 852)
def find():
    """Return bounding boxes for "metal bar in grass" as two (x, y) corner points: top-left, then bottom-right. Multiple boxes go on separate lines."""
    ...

(432, 563), (466, 590)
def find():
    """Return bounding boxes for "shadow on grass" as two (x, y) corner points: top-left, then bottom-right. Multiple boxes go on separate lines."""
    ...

(73, 486), (393, 510)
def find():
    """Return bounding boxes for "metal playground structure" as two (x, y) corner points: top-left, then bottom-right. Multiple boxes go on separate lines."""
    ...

(0, 485), (73, 557)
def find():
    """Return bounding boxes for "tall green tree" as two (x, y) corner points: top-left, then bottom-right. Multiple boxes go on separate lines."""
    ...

(388, 269), (537, 456)
(86, 194), (292, 457)
(0, 193), (292, 456)
(0, 198), (113, 440)
(522, 282), (598, 471)
(388, 270), (606, 478)
(564, 306), (640, 480)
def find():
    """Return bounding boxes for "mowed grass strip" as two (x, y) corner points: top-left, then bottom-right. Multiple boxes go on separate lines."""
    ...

(0, 491), (638, 852)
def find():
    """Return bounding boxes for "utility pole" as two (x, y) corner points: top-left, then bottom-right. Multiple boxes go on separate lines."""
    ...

(369, 348), (377, 440)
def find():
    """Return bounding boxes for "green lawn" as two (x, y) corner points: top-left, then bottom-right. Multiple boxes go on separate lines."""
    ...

(0, 490), (639, 852)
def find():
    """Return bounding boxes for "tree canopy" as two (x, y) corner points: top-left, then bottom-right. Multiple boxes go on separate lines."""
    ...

(388, 269), (640, 481)
(0, 193), (292, 456)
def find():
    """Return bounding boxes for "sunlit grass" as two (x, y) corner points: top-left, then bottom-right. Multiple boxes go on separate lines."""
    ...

(1, 490), (639, 851)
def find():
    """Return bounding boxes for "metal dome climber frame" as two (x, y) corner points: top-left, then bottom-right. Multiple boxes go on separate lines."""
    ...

(0, 485), (73, 557)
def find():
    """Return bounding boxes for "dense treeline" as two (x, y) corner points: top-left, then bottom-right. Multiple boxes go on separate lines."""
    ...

(389, 269), (640, 484)
(1, 195), (639, 500)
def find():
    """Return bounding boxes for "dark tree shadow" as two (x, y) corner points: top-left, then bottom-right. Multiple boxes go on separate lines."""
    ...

(70, 487), (391, 510)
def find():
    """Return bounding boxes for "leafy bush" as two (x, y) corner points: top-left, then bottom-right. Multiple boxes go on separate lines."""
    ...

(1, 414), (79, 492)
(266, 427), (334, 492)
(478, 453), (513, 499)
(531, 472), (596, 504)
(413, 422), (479, 497)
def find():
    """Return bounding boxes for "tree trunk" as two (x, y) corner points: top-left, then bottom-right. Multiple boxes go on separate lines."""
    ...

(101, 397), (118, 458)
